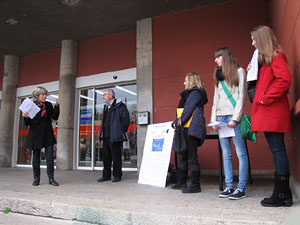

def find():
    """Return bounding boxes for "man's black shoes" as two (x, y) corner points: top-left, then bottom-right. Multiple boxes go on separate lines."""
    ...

(49, 178), (59, 186)
(112, 177), (121, 182)
(97, 177), (111, 182)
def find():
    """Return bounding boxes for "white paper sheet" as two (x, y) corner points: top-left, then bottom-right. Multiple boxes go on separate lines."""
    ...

(207, 121), (235, 138)
(18, 98), (40, 119)
(247, 49), (259, 82)
(138, 121), (174, 187)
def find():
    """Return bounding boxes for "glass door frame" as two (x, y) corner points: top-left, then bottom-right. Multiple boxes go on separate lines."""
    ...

(76, 82), (137, 171)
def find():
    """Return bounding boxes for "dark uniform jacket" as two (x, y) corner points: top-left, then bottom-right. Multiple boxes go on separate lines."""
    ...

(24, 101), (59, 150)
(99, 99), (130, 143)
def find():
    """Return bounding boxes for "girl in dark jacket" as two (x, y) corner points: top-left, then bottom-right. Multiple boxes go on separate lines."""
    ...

(172, 72), (207, 193)
(22, 86), (59, 186)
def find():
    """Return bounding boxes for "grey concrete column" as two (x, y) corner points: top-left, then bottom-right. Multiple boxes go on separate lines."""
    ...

(136, 18), (153, 170)
(56, 40), (77, 170)
(0, 55), (19, 167)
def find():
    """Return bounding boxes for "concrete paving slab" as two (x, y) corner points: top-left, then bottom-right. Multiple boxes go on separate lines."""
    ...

(0, 168), (299, 225)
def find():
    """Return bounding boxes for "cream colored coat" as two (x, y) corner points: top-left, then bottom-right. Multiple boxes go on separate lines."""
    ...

(210, 67), (247, 122)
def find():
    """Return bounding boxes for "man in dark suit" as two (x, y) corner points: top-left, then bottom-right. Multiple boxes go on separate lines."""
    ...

(97, 89), (130, 182)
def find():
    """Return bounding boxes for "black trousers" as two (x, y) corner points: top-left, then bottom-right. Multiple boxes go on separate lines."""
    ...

(32, 145), (55, 180)
(102, 139), (123, 179)
(179, 129), (200, 172)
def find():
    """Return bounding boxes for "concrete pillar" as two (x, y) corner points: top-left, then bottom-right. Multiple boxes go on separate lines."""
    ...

(0, 55), (19, 167)
(56, 40), (77, 170)
(136, 18), (153, 170)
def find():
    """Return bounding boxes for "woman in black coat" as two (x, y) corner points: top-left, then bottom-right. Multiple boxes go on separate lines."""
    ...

(172, 72), (208, 193)
(22, 86), (59, 186)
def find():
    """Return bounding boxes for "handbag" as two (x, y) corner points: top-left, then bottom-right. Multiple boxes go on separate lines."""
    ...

(247, 80), (257, 103)
(240, 115), (256, 142)
(172, 126), (187, 154)
(220, 80), (256, 142)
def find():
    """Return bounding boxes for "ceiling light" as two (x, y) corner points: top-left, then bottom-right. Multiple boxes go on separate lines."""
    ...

(61, 0), (82, 6)
(80, 95), (93, 101)
(6, 18), (18, 25)
(116, 86), (137, 96)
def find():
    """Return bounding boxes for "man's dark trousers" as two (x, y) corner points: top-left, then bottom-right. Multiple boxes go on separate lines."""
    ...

(102, 138), (123, 179)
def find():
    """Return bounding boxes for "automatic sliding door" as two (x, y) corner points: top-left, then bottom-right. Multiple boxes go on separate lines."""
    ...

(78, 89), (94, 168)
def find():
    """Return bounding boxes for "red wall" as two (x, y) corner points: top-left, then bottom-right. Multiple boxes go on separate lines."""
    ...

(77, 30), (136, 76)
(18, 49), (61, 87)
(270, 0), (300, 182)
(153, 0), (273, 171)
(0, 62), (3, 91)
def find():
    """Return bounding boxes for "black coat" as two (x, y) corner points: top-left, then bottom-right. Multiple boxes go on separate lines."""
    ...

(99, 99), (130, 143)
(24, 101), (59, 150)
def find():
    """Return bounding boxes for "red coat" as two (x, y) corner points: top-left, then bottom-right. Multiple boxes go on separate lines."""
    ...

(251, 51), (292, 133)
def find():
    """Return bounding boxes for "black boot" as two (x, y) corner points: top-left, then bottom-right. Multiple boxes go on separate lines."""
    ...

(32, 150), (40, 186)
(182, 171), (201, 193)
(261, 172), (293, 207)
(45, 146), (59, 186)
(171, 169), (188, 190)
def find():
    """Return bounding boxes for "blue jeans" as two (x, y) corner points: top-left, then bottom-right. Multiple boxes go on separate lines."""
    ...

(264, 132), (289, 175)
(217, 115), (249, 191)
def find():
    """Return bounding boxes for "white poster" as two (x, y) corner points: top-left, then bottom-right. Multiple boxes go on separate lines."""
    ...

(138, 121), (174, 187)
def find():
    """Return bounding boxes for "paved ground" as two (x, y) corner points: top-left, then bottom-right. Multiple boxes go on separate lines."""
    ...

(0, 168), (299, 225)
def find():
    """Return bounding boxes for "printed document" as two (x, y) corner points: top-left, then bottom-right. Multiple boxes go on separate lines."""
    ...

(18, 98), (40, 119)
(247, 49), (259, 82)
(207, 121), (235, 138)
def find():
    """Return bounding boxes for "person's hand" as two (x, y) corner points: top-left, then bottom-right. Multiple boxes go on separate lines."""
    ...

(228, 120), (237, 128)
(212, 126), (220, 131)
(177, 118), (182, 127)
(22, 112), (29, 118)
(247, 63), (251, 72)
(55, 99), (59, 106)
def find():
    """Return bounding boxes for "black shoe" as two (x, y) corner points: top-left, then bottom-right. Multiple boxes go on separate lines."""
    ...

(97, 177), (111, 182)
(219, 187), (234, 198)
(32, 180), (40, 186)
(228, 189), (246, 200)
(171, 183), (187, 190)
(49, 178), (59, 186)
(182, 186), (201, 193)
(112, 177), (121, 182)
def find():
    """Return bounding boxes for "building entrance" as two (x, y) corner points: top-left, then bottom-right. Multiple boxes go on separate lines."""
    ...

(77, 84), (137, 170)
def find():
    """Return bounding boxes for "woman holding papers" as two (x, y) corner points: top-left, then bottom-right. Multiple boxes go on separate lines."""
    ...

(171, 72), (208, 193)
(210, 47), (248, 200)
(22, 86), (60, 186)
(250, 25), (292, 207)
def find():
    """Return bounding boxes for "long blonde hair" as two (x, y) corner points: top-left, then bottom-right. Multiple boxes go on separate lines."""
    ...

(251, 25), (282, 65)
(185, 72), (205, 90)
(213, 47), (239, 87)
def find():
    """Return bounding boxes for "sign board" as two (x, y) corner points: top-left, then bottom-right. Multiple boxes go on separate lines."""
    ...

(138, 121), (174, 187)
(80, 110), (92, 124)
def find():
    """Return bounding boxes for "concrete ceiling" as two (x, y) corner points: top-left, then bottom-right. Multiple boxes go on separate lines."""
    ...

(0, 0), (228, 62)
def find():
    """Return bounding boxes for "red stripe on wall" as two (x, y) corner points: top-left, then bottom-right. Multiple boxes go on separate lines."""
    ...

(18, 49), (60, 87)
(77, 30), (136, 77)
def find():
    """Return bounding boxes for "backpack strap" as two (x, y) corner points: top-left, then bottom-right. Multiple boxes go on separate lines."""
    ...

(220, 80), (236, 108)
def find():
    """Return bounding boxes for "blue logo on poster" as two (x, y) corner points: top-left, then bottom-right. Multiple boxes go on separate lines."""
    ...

(80, 110), (92, 124)
(152, 138), (164, 152)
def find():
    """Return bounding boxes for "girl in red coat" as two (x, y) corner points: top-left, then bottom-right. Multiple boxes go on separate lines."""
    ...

(250, 25), (292, 207)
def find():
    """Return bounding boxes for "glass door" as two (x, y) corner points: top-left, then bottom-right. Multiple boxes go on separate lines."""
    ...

(78, 89), (94, 167)
(77, 84), (137, 170)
